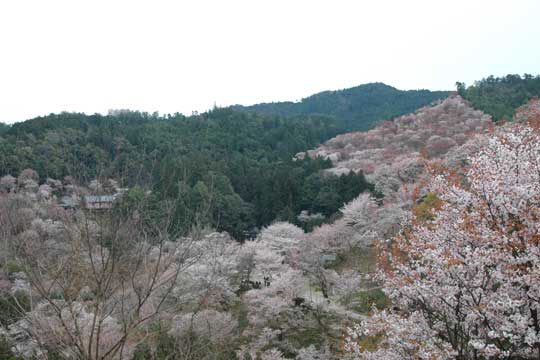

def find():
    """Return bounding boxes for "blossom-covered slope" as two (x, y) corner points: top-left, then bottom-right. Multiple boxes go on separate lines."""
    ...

(344, 96), (540, 360)
(297, 95), (492, 177)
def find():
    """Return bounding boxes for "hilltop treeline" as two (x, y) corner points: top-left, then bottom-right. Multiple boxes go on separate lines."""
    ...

(458, 73), (540, 120)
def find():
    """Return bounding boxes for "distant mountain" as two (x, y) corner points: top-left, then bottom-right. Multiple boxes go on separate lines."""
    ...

(233, 82), (450, 131)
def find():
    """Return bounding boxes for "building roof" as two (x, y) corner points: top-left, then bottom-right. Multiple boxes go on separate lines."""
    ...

(84, 195), (116, 203)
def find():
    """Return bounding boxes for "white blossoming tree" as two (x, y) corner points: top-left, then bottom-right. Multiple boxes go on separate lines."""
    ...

(347, 113), (540, 358)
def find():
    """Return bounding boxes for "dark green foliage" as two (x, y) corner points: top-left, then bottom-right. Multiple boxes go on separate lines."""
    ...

(43, 349), (64, 360)
(0, 123), (9, 136)
(0, 108), (372, 238)
(233, 83), (449, 131)
(455, 81), (466, 97)
(115, 186), (166, 235)
(354, 288), (389, 314)
(283, 328), (325, 355)
(132, 342), (153, 360)
(3, 260), (23, 275)
(0, 291), (31, 327)
(460, 74), (540, 121)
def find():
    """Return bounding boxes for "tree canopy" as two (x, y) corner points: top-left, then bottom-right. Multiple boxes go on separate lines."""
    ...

(0, 108), (372, 238)
(460, 73), (540, 121)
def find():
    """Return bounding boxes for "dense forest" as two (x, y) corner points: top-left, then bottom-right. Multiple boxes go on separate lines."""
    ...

(233, 83), (449, 131)
(458, 73), (540, 120)
(0, 108), (376, 238)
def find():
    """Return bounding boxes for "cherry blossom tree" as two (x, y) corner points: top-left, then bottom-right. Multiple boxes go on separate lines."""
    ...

(243, 268), (307, 328)
(338, 193), (378, 250)
(0, 175), (16, 193)
(347, 118), (540, 358)
(295, 344), (332, 360)
(17, 169), (39, 193)
(515, 97), (540, 124)
(339, 193), (405, 250)
(258, 222), (305, 262)
(2, 188), (206, 359)
(236, 239), (287, 289)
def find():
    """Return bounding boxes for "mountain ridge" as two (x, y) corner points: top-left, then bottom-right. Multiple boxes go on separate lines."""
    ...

(232, 82), (450, 131)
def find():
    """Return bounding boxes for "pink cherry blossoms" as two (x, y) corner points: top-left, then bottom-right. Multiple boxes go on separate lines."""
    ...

(347, 108), (540, 359)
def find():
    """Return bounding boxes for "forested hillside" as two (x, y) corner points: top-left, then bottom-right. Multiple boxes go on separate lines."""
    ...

(0, 83), (453, 238)
(2, 75), (539, 239)
(458, 73), (540, 120)
(3, 83), (540, 359)
(0, 108), (372, 238)
(233, 83), (449, 131)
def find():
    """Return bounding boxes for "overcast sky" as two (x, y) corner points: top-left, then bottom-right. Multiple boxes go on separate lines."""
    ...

(0, 0), (539, 123)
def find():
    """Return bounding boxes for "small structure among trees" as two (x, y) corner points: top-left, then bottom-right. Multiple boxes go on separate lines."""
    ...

(82, 195), (118, 210)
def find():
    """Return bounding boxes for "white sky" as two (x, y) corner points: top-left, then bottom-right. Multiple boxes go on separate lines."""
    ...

(0, 0), (539, 123)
